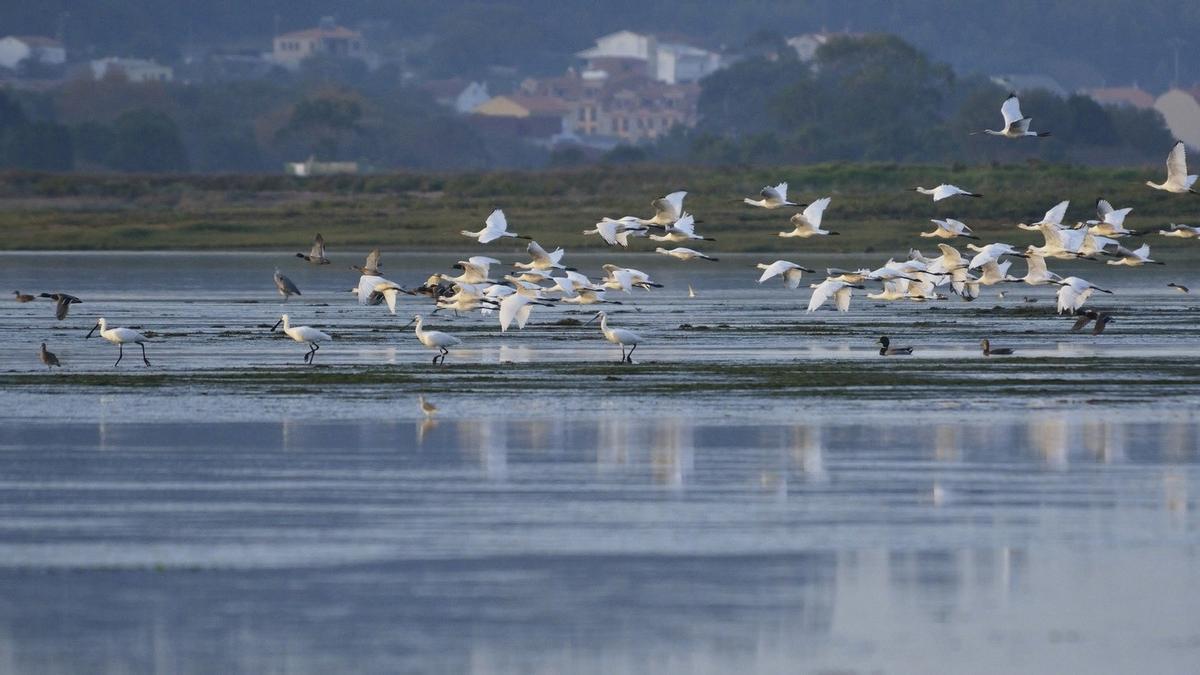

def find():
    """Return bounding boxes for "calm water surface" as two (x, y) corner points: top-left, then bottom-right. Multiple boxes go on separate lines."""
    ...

(0, 253), (1198, 673)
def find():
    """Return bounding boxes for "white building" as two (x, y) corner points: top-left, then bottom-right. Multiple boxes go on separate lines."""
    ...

(90, 57), (174, 83)
(271, 17), (374, 71)
(1154, 89), (1200, 151)
(576, 31), (723, 85)
(0, 36), (65, 70)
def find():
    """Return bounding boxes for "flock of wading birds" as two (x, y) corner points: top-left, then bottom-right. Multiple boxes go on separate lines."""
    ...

(12, 94), (1200, 369)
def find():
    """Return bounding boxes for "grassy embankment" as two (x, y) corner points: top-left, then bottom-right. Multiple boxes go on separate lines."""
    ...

(0, 163), (1192, 252)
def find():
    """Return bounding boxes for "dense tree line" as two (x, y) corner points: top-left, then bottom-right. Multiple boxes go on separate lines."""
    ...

(646, 36), (1173, 166)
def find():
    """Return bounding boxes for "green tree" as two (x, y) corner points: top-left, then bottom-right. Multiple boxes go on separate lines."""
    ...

(108, 109), (189, 172)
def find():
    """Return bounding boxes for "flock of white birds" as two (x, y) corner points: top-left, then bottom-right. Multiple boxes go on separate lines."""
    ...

(21, 94), (1200, 368)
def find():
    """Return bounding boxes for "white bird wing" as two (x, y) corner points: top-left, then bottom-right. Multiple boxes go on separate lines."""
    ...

(1133, 244), (1151, 259)
(1167, 141), (1188, 183)
(757, 260), (794, 283)
(1106, 207), (1132, 226)
(653, 191), (686, 221)
(760, 185), (783, 203)
(357, 275), (387, 305)
(548, 247), (566, 264)
(806, 280), (835, 312)
(1041, 200), (1069, 225)
(515, 302), (535, 329)
(1026, 253), (1049, 276)
(485, 209), (508, 233)
(527, 240), (551, 263)
(498, 294), (523, 332)
(944, 218), (969, 234)
(802, 197), (830, 228)
(773, 182), (789, 202)
(595, 220), (620, 245)
(381, 288), (400, 314)
(1096, 199), (1113, 220)
(936, 243), (962, 264)
(672, 213), (696, 235)
(1000, 94), (1023, 128)
(834, 285), (853, 312)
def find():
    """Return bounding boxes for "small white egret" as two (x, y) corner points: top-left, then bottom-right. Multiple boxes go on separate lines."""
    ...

(404, 314), (462, 364)
(1147, 141), (1198, 193)
(271, 314), (331, 364)
(87, 318), (151, 367)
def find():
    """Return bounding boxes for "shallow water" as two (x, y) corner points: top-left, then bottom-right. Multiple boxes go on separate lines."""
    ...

(1, 252), (1199, 673)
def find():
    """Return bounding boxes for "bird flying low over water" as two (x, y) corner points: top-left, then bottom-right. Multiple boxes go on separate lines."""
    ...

(807, 278), (862, 312)
(973, 93), (1050, 138)
(1070, 309), (1114, 335)
(40, 292), (81, 320)
(921, 218), (978, 240)
(1147, 141), (1198, 194)
(1158, 223), (1200, 238)
(350, 248), (382, 276)
(296, 233), (330, 264)
(913, 184), (981, 201)
(744, 182), (799, 209)
(655, 247), (718, 262)
(462, 209), (532, 243)
(757, 260), (815, 289)
(646, 191), (689, 225)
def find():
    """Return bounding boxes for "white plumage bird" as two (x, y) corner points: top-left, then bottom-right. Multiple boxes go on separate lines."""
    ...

(586, 311), (643, 363)
(921, 218), (978, 240)
(913, 184), (982, 201)
(967, 242), (1026, 269)
(515, 240), (568, 271)
(756, 260), (815, 289)
(270, 314), (331, 364)
(1146, 141), (1199, 194)
(744, 182), (798, 209)
(655, 246), (718, 262)
(356, 274), (406, 314)
(87, 317), (152, 367)
(405, 314), (462, 364)
(974, 93), (1050, 138)
(778, 197), (838, 237)
(807, 278), (863, 312)
(1056, 277), (1113, 314)
(461, 209), (533, 243)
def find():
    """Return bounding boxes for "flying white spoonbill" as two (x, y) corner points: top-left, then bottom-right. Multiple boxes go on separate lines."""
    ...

(655, 247), (718, 262)
(1055, 277), (1112, 314)
(461, 209), (532, 243)
(744, 182), (799, 209)
(1146, 141), (1198, 194)
(922, 218), (978, 240)
(757, 260), (815, 289)
(973, 93), (1050, 138)
(87, 318), (152, 367)
(778, 197), (838, 237)
(913, 184), (981, 201)
(807, 278), (863, 312)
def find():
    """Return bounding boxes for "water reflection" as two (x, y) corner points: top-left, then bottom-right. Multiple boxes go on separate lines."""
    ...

(0, 410), (1195, 673)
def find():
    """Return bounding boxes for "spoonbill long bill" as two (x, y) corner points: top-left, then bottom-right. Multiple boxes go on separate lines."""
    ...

(405, 314), (462, 365)
(271, 314), (331, 364)
(744, 182), (799, 209)
(585, 311), (643, 363)
(1147, 141), (1198, 194)
(87, 317), (151, 367)
(913, 184), (981, 201)
(462, 209), (532, 243)
(973, 93), (1050, 138)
